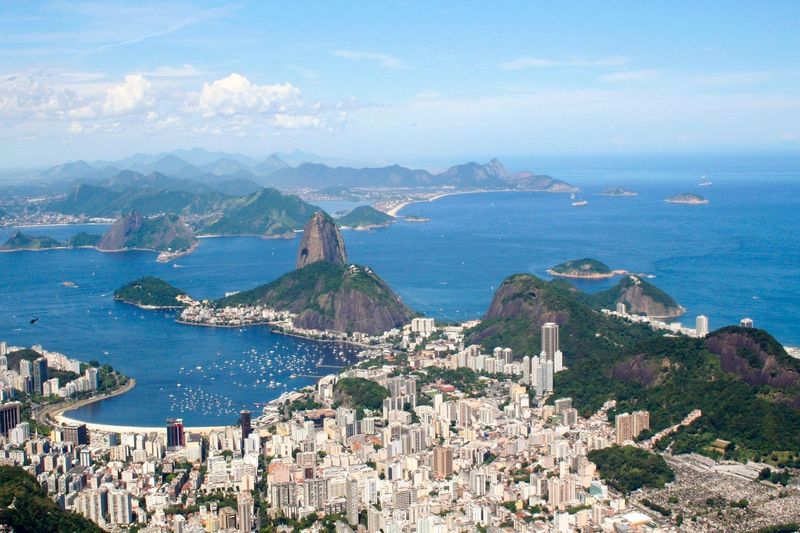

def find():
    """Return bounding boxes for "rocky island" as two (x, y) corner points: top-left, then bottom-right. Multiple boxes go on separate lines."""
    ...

(114, 276), (192, 309)
(665, 193), (709, 205)
(600, 187), (638, 196)
(335, 205), (394, 229)
(548, 258), (622, 279)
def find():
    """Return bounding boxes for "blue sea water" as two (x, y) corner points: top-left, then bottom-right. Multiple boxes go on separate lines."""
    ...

(0, 154), (798, 426)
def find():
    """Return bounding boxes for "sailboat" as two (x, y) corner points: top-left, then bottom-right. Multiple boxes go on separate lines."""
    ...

(699, 175), (712, 187)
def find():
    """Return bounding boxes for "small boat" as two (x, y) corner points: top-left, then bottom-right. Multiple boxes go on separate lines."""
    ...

(699, 175), (712, 187)
(571, 200), (588, 207)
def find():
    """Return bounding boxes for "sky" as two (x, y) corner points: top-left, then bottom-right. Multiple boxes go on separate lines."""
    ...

(1, 0), (799, 167)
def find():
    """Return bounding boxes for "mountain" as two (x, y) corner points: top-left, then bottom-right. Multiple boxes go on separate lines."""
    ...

(200, 158), (253, 176)
(144, 155), (203, 179)
(115, 276), (190, 309)
(585, 275), (684, 318)
(40, 160), (100, 181)
(296, 211), (348, 268)
(50, 183), (230, 217)
(0, 231), (62, 250)
(97, 211), (197, 252)
(336, 205), (394, 229)
(253, 154), (290, 176)
(201, 188), (317, 238)
(210, 177), (264, 196)
(94, 170), (216, 194)
(66, 232), (102, 248)
(436, 158), (510, 188)
(467, 273), (800, 460)
(219, 261), (414, 335)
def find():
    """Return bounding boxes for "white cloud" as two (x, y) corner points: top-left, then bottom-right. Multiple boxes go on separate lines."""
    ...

(333, 49), (406, 69)
(0, 73), (81, 119)
(599, 69), (660, 82)
(103, 74), (152, 115)
(187, 73), (302, 118)
(273, 114), (324, 129)
(141, 64), (204, 78)
(499, 56), (628, 70)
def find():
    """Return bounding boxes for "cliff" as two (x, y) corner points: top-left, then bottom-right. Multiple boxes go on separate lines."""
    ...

(97, 211), (197, 253)
(296, 211), (348, 269)
(218, 261), (414, 335)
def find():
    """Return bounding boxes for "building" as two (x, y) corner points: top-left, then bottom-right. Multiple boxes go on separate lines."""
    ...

(346, 478), (359, 526)
(62, 424), (89, 446)
(108, 489), (133, 525)
(237, 491), (254, 532)
(166, 418), (185, 450)
(433, 446), (453, 478)
(541, 322), (564, 372)
(240, 410), (252, 452)
(411, 317), (435, 336)
(740, 317), (754, 328)
(696, 315), (709, 337)
(0, 402), (21, 437)
(616, 302), (627, 314)
(615, 411), (650, 444)
(33, 357), (48, 395)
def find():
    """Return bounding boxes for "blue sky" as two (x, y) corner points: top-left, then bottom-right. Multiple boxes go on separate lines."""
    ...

(1, 1), (799, 167)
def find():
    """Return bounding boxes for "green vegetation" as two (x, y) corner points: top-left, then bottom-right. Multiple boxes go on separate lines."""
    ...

(114, 276), (189, 308)
(333, 377), (389, 411)
(66, 232), (102, 247)
(0, 466), (102, 532)
(582, 275), (681, 315)
(413, 367), (487, 397)
(129, 214), (196, 252)
(1, 231), (62, 250)
(666, 193), (709, 204)
(202, 187), (316, 237)
(336, 205), (394, 229)
(549, 257), (612, 277)
(758, 467), (792, 486)
(587, 446), (675, 493)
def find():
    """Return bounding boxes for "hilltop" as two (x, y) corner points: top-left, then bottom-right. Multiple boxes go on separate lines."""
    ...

(0, 231), (63, 251)
(200, 188), (317, 238)
(548, 258), (615, 279)
(584, 275), (684, 318)
(336, 205), (394, 229)
(296, 212), (348, 269)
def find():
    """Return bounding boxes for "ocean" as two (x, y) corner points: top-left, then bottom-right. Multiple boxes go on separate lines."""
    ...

(1, 154), (797, 426)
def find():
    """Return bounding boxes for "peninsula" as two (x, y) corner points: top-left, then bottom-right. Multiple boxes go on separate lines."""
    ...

(665, 193), (709, 205)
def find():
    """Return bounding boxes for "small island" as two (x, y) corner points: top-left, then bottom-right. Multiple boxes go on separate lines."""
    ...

(336, 205), (394, 230)
(1, 231), (63, 251)
(548, 258), (623, 279)
(665, 193), (709, 205)
(600, 187), (638, 197)
(114, 276), (192, 309)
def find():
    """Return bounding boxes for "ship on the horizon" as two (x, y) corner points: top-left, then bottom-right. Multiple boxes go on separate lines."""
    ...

(571, 193), (588, 207)
(699, 175), (712, 186)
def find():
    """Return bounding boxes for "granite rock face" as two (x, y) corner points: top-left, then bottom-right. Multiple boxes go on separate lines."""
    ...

(98, 211), (197, 252)
(296, 211), (348, 269)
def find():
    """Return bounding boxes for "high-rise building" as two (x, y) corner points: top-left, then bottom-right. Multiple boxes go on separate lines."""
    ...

(240, 410), (251, 452)
(696, 315), (709, 337)
(346, 478), (360, 526)
(33, 357), (48, 395)
(0, 402), (21, 437)
(237, 491), (254, 532)
(740, 317), (753, 328)
(19, 359), (33, 378)
(554, 397), (573, 414)
(616, 302), (627, 314)
(0, 340), (7, 356)
(108, 489), (132, 525)
(541, 322), (559, 359)
(62, 423), (89, 445)
(615, 413), (632, 444)
(433, 446), (453, 479)
(166, 418), (185, 450)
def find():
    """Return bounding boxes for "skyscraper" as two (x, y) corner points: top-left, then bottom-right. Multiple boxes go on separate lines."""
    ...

(33, 357), (48, 395)
(695, 315), (709, 337)
(240, 410), (251, 452)
(541, 322), (559, 359)
(433, 446), (453, 479)
(0, 402), (21, 437)
(237, 491), (254, 532)
(346, 478), (360, 526)
(166, 418), (185, 450)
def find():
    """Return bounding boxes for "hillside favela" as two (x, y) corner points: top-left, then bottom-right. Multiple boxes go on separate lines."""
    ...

(1, 3), (799, 533)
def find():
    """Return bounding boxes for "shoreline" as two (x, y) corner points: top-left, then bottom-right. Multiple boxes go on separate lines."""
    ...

(386, 188), (573, 216)
(547, 268), (628, 280)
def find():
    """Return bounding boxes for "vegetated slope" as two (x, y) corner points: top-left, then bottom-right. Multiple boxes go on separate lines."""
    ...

(200, 188), (317, 238)
(114, 276), (189, 308)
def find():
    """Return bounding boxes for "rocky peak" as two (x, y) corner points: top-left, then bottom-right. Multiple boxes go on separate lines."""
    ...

(296, 211), (348, 269)
(97, 211), (144, 250)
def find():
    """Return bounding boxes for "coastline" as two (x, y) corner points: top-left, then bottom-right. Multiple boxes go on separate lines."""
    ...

(547, 268), (628, 280)
(385, 188), (574, 216)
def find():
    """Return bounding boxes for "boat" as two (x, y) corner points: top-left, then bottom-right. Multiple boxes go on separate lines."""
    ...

(699, 175), (712, 187)
(571, 200), (588, 207)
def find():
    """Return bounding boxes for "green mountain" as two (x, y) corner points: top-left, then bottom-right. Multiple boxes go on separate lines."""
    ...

(466, 272), (800, 461)
(584, 275), (683, 317)
(200, 188), (317, 238)
(66, 232), (102, 248)
(0, 466), (102, 532)
(0, 231), (62, 250)
(336, 205), (394, 229)
(218, 261), (414, 335)
(115, 276), (190, 308)
(97, 212), (197, 252)
(549, 258), (613, 278)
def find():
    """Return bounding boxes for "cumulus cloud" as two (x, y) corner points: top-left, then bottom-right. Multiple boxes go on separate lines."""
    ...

(103, 74), (152, 115)
(187, 73), (302, 118)
(0, 73), (81, 119)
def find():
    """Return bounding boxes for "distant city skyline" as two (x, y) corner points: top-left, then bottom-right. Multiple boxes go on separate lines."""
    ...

(1, 1), (799, 167)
